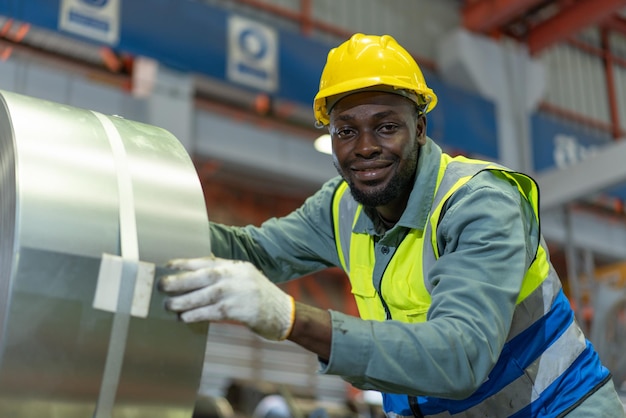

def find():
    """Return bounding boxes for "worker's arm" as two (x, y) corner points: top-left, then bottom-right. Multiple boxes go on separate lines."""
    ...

(158, 176), (340, 347)
(208, 176), (344, 283)
(288, 302), (332, 361)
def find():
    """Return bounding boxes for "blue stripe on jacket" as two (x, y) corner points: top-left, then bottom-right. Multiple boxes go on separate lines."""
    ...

(510, 342), (610, 418)
(381, 290), (609, 416)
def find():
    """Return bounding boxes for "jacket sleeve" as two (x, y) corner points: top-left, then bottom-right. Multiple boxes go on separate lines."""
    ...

(321, 171), (540, 398)
(210, 176), (344, 283)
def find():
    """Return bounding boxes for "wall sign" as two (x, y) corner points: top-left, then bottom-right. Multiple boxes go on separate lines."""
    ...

(227, 15), (278, 92)
(59, 0), (120, 45)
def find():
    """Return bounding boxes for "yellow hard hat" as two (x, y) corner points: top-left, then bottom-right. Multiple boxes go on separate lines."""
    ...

(313, 33), (437, 126)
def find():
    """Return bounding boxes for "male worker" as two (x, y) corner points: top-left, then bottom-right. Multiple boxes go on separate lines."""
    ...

(159, 34), (625, 417)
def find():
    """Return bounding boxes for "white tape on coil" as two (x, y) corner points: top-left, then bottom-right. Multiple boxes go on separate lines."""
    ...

(90, 111), (154, 418)
(94, 253), (155, 318)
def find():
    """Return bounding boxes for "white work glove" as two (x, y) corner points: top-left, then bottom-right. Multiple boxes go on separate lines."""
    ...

(159, 256), (295, 341)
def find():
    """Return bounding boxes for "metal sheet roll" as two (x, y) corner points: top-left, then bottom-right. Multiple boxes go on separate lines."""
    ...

(0, 90), (211, 417)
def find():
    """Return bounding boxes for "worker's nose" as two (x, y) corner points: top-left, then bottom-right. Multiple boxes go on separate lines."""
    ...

(354, 130), (381, 158)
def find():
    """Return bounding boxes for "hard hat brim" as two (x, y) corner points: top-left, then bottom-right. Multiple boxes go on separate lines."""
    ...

(314, 78), (437, 126)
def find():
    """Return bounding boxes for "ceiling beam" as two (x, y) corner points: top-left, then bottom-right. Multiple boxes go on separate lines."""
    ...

(604, 14), (626, 35)
(528, 0), (626, 54)
(462, 0), (545, 33)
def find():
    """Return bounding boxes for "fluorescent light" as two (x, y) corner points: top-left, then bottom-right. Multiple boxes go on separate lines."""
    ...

(314, 134), (332, 155)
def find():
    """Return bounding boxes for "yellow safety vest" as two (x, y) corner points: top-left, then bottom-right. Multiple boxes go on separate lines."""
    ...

(331, 153), (609, 417)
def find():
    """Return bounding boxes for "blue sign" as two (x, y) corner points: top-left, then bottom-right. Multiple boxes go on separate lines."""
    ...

(80, 0), (108, 6)
(59, 0), (119, 44)
(227, 15), (278, 92)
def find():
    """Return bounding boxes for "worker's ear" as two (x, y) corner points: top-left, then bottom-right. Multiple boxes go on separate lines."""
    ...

(416, 114), (427, 146)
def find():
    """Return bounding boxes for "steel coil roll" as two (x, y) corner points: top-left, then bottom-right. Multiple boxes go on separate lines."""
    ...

(0, 90), (211, 417)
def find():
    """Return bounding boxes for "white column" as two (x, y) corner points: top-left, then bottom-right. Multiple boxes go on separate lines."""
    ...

(435, 29), (546, 173)
(135, 58), (195, 152)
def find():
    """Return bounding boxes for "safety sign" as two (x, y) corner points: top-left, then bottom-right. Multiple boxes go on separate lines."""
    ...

(227, 15), (278, 92)
(59, 0), (120, 45)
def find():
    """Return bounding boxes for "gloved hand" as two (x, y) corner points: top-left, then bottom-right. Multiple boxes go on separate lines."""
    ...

(158, 256), (295, 341)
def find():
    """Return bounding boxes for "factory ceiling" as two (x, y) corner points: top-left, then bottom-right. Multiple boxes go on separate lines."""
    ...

(462, 0), (626, 54)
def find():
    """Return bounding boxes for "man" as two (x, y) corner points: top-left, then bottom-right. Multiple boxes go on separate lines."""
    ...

(159, 34), (625, 417)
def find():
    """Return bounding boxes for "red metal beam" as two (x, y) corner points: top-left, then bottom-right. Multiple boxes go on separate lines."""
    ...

(528, 0), (626, 55)
(567, 37), (626, 68)
(462, 0), (545, 33)
(538, 101), (624, 137)
(604, 14), (626, 35)
(300, 0), (313, 35)
(601, 27), (622, 139)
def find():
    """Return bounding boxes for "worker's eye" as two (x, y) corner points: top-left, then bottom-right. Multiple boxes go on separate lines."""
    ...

(378, 123), (399, 134)
(333, 127), (356, 140)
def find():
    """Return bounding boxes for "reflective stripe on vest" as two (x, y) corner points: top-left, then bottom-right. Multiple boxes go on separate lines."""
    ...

(331, 154), (609, 417)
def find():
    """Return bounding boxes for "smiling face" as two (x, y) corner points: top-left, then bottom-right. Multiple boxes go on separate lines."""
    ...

(329, 91), (427, 216)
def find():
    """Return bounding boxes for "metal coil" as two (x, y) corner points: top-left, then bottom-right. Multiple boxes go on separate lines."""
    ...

(0, 89), (211, 417)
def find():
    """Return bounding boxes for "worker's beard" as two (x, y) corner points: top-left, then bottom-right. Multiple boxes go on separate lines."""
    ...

(335, 147), (418, 208)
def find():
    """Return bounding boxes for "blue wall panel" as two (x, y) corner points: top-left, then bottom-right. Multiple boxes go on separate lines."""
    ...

(121, 1), (229, 77)
(427, 74), (498, 159)
(0, 0), (61, 29)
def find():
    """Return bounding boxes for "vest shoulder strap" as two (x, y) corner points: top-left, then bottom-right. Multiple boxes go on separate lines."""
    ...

(332, 181), (360, 272)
